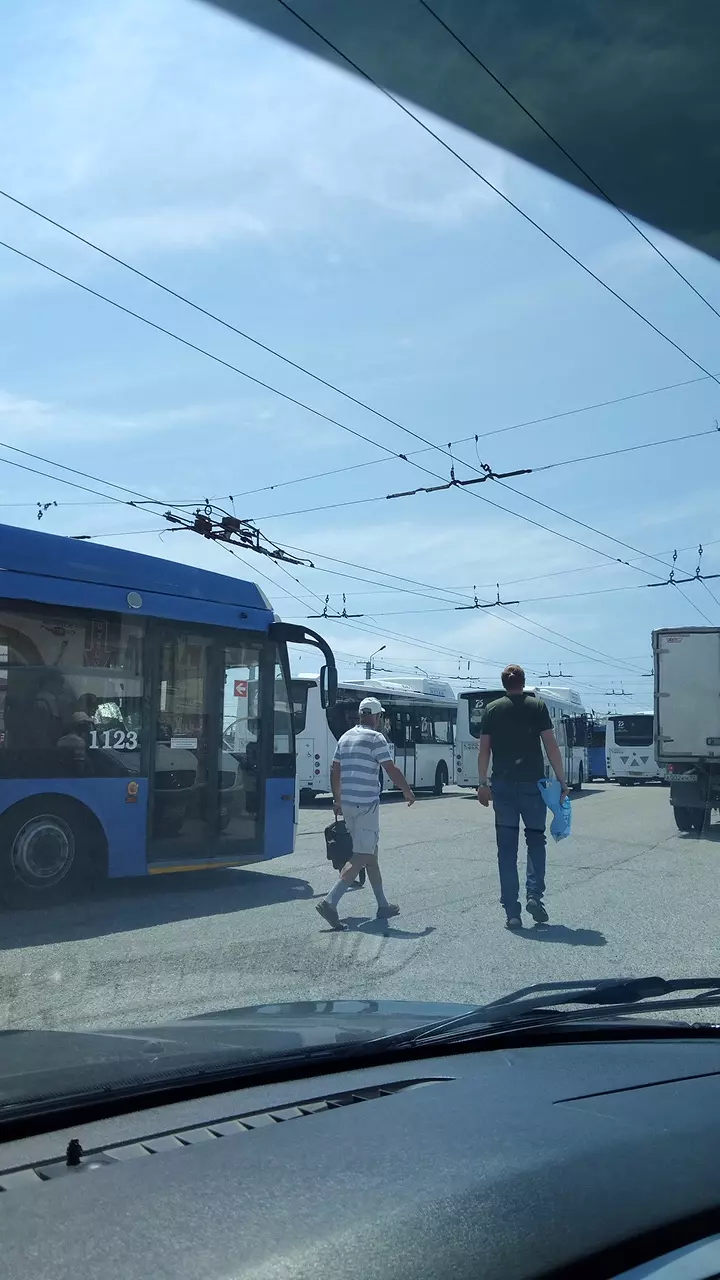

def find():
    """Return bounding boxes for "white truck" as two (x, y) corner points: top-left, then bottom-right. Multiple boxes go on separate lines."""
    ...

(653, 627), (720, 832)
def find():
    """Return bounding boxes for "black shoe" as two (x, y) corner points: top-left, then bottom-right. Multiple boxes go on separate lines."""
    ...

(505, 916), (522, 930)
(526, 896), (549, 924)
(316, 900), (344, 930)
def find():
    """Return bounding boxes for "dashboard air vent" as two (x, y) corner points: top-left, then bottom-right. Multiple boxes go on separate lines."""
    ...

(0, 1077), (447, 1192)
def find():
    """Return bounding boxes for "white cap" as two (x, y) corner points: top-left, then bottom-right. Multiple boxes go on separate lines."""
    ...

(359, 696), (384, 715)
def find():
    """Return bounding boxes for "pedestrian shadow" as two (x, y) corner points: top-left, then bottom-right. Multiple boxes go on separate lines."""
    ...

(342, 916), (436, 939)
(514, 923), (607, 947)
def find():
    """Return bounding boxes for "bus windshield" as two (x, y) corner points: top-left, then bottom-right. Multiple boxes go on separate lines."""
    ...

(610, 716), (653, 747)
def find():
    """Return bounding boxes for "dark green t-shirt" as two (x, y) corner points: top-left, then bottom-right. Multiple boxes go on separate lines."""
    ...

(479, 693), (552, 783)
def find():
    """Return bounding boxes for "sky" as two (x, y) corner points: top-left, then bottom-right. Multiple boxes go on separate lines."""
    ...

(2, 0), (720, 715)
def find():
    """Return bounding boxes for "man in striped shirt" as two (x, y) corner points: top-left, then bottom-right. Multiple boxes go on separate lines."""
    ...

(316, 696), (415, 930)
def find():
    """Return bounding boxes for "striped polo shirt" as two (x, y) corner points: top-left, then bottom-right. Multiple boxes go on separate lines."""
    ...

(333, 725), (392, 805)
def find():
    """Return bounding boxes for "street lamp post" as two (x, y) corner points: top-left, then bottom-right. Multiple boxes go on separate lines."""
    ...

(365, 645), (386, 680)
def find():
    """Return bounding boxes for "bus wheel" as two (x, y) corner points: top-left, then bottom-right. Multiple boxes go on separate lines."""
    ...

(691, 808), (709, 833)
(433, 762), (448, 796)
(673, 805), (694, 832)
(0, 797), (102, 906)
(572, 764), (584, 794)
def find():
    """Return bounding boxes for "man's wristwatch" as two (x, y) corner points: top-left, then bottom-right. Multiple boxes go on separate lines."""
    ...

(478, 778), (490, 788)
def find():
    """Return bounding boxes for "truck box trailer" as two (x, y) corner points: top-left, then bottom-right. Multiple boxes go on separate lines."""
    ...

(653, 627), (720, 832)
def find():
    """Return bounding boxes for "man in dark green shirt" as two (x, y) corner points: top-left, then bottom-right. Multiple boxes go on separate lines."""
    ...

(477, 664), (569, 929)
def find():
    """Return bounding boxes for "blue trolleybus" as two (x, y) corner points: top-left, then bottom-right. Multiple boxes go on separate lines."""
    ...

(0, 523), (336, 904)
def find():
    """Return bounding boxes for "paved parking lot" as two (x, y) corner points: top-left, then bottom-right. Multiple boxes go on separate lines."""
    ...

(1, 783), (717, 1030)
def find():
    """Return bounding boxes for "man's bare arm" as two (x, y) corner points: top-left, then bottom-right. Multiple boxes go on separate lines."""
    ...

(331, 760), (341, 814)
(477, 735), (491, 784)
(477, 734), (492, 806)
(540, 729), (570, 798)
(382, 759), (415, 804)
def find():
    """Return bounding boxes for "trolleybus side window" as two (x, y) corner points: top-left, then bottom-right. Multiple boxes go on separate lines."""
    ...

(0, 604), (144, 779)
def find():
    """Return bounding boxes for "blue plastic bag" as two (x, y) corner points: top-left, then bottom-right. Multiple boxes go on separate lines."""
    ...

(537, 778), (572, 842)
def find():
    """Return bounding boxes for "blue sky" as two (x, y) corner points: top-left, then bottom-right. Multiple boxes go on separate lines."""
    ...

(2, 0), (720, 713)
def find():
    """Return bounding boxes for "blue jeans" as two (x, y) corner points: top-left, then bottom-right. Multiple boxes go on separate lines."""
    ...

(491, 779), (547, 917)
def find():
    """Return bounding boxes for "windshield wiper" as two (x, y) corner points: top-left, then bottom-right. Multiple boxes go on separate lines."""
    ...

(369, 977), (720, 1049)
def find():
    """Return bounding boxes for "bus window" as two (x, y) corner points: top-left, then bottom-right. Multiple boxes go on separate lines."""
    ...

(326, 699), (357, 742)
(273, 660), (294, 757)
(0, 606), (144, 779)
(433, 711), (452, 744)
(290, 680), (310, 736)
(419, 715), (434, 744)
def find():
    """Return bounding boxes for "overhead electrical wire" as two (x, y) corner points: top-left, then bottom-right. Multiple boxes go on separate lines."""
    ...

(1, 207), (715, 598)
(2, 425), (714, 648)
(283, 580), (664, 617)
(4, 418), (710, 625)
(1, 14), (716, 636)
(418, 0), (720, 326)
(3, 378), (712, 518)
(417, 1), (720, 614)
(0, 468), (646, 682)
(244, 422), (718, 521)
(9, 186), (714, 501)
(0, 234), (529, 503)
(0, 184), (502, 470)
(271, 544), (648, 673)
(302, 600), (646, 677)
(0, 237), (710, 612)
(266, 3), (720, 608)
(226, 530), (646, 676)
(219, 374), (719, 506)
(275, 0), (720, 393)
(1, 41), (715, 642)
(0, 237), (455, 487)
(265, 535), (720, 601)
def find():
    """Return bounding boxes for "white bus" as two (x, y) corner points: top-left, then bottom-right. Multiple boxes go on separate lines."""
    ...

(454, 685), (588, 791)
(606, 713), (661, 785)
(292, 676), (457, 800)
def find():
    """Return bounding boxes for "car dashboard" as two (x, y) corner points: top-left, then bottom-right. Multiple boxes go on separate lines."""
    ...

(3, 1035), (720, 1278)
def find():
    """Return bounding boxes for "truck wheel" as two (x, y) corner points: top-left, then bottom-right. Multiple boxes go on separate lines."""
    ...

(673, 805), (694, 832)
(691, 809), (708, 833)
(572, 764), (584, 794)
(433, 762), (448, 796)
(0, 796), (104, 906)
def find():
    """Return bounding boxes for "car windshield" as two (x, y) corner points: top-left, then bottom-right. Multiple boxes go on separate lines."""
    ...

(2, 0), (720, 1107)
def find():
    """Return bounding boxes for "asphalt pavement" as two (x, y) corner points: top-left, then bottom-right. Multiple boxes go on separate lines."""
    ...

(1, 783), (718, 1031)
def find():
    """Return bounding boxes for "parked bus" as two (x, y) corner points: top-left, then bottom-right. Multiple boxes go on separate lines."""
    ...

(293, 676), (457, 799)
(587, 718), (608, 781)
(454, 685), (588, 791)
(605, 713), (661, 785)
(0, 522), (336, 904)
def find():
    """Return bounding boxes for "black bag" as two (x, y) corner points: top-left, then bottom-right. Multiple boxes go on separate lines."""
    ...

(325, 818), (353, 870)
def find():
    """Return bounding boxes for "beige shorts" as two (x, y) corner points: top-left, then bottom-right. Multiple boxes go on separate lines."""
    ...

(342, 801), (380, 857)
